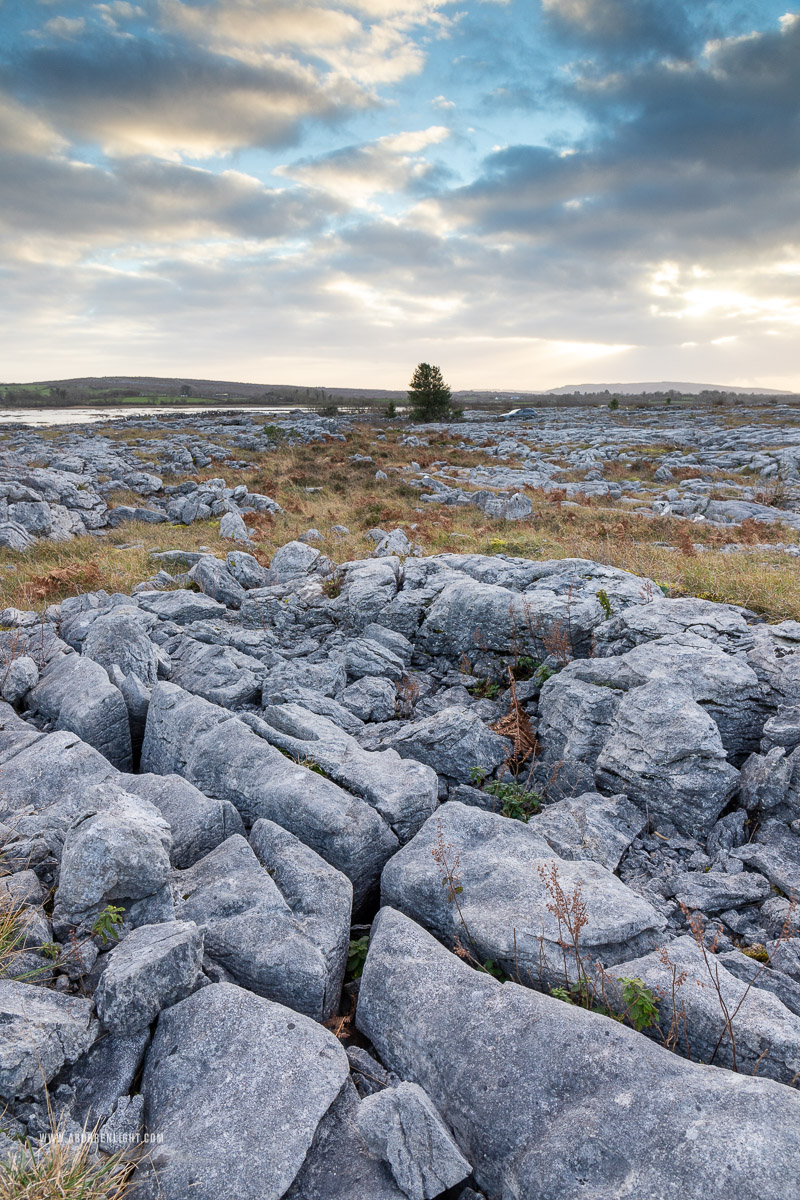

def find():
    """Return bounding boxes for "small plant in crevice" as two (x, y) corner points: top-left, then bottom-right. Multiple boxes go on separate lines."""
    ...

(469, 677), (501, 700)
(596, 588), (613, 620)
(346, 936), (370, 981)
(91, 903), (125, 946)
(321, 569), (344, 598)
(486, 779), (541, 823)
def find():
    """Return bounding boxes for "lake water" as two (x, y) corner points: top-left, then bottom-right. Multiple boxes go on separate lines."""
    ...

(0, 405), (315, 427)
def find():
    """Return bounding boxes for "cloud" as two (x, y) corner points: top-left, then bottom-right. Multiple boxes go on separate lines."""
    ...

(540, 0), (696, 59)
(276, 125), (451, 203)
(0, 151), (338, 252)
(7, 33), (371, 158)
(0, 92), (67, 155)
(34, 16), (87, 39)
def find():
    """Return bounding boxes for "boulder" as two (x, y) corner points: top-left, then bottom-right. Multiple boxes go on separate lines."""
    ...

(282, 1078), (407, 1200)
(343, 637), (406, 682)
(374, 706), (509, 784)
(355, 1081), (472, 1200)
(122, 772), (244, 868)
(226, 550), (270, 589)
(136, 983), (349, 1200)
(380, 802), (666, 989)
(27, 652), (133, 770)
(163, 634), (263, 707)
(356, 908), (800, 1200)
(671, 871), (772, 913)
(95, 920), (204, 1034)
(268, 540), (321, 583)
(81, 606), (160, 687)
(136, 589), (228, 624)
(532, 791), (647, 872)
(0, 982), (98, 1100)
(732, 821), (800, 896)
(219, 510), (251, 542)
(0, 655), (38, 704)
(175, 833), (349, 1020)
(52, 785), (172, 935)
(189, 556), (247, 608)
(595, 681), (740, 838)
(611, 934), (800, 1086)
(253, 705), (438, 842)
(141, 684), (398, 908)
(339, 677), (398, 723)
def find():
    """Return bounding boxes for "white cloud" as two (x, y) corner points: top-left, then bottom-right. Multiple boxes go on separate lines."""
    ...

(277, 125), (450, 204)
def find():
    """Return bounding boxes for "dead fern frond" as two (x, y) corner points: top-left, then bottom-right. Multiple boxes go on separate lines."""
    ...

(491, 668), (537, 768)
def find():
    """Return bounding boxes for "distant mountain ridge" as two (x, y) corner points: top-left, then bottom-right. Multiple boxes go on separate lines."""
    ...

(547, 381), (791, 395)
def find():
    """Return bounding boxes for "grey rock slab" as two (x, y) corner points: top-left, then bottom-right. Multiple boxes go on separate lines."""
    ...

(189, 555), (247, 609)
(226, 550), (270, 589)
(219, 509), (251, 542)
(737, 747), (792, 814)
(343, 636), (406, 682)
(533, 791), (647, 872)
(137, 982), (349, 1200)
(174, 834), (344, 1020)
(612, 934), (800, 1086)
(732, 821), (800, 896)
(263, 657), (347, 701)
(594, 681), (740, 838)
(374, 705), (510, 784)
(0, 730), (118, 855)
(762, 705), (800, 754)
(136, 589), (228, 624)
(268, 539), (321, 582)
(0, 981), (98, 1100)
(340, 677), (399, 723)
(356, 907), (800, 1200)
(671, 871), (772, 913)
(122, 772), (244, 868)
(558, 633), (767, 759)
(250, 818), (352, 1020)
(594, 596), (754, 656)
(81, 606), (160, 687)
(283, 1078), (408, 1200)
(52, 786), (172, 934)
(0, 655), (38, 704)
(27, 651), (133, 770)
(380, 802), (666, 989)
(65, 1029), (150, 1126)
(254, 704), (438, 842)
(536, 675), (621, 770)
(141, 683), (398, 908)
(95, 920), (204, 1035)
(355, 1081), (472, 1200)
(718, 950), (800, 1019)
(163, 633), (263, 706)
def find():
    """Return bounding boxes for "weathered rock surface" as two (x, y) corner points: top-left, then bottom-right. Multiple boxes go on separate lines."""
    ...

(381, 802), (666, 987)
(136, 982), (349, 1200)
(141, 683), (398, 907)
(357, 908), (800, 1200)
(94, 920), (204, 1034)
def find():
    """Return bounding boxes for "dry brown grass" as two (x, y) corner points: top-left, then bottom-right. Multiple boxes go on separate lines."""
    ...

(2, 426), (800, 621)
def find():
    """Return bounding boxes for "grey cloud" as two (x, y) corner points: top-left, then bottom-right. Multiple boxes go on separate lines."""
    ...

(442, 15), (800, 262)
(540, 0), (697, 60)
(0, 150), (339, 242)
(6, 32), (369, 156)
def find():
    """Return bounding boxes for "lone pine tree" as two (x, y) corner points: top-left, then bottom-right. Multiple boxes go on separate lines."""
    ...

(408, 362), (453, 421)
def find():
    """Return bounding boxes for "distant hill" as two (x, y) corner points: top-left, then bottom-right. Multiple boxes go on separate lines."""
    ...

(547, 381), (791, 396)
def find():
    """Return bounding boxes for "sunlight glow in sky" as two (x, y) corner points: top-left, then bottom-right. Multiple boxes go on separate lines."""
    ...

(0, 0), (798, 390)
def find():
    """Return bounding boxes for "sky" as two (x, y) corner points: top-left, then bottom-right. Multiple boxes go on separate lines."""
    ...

(0, 0), (798, 391)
